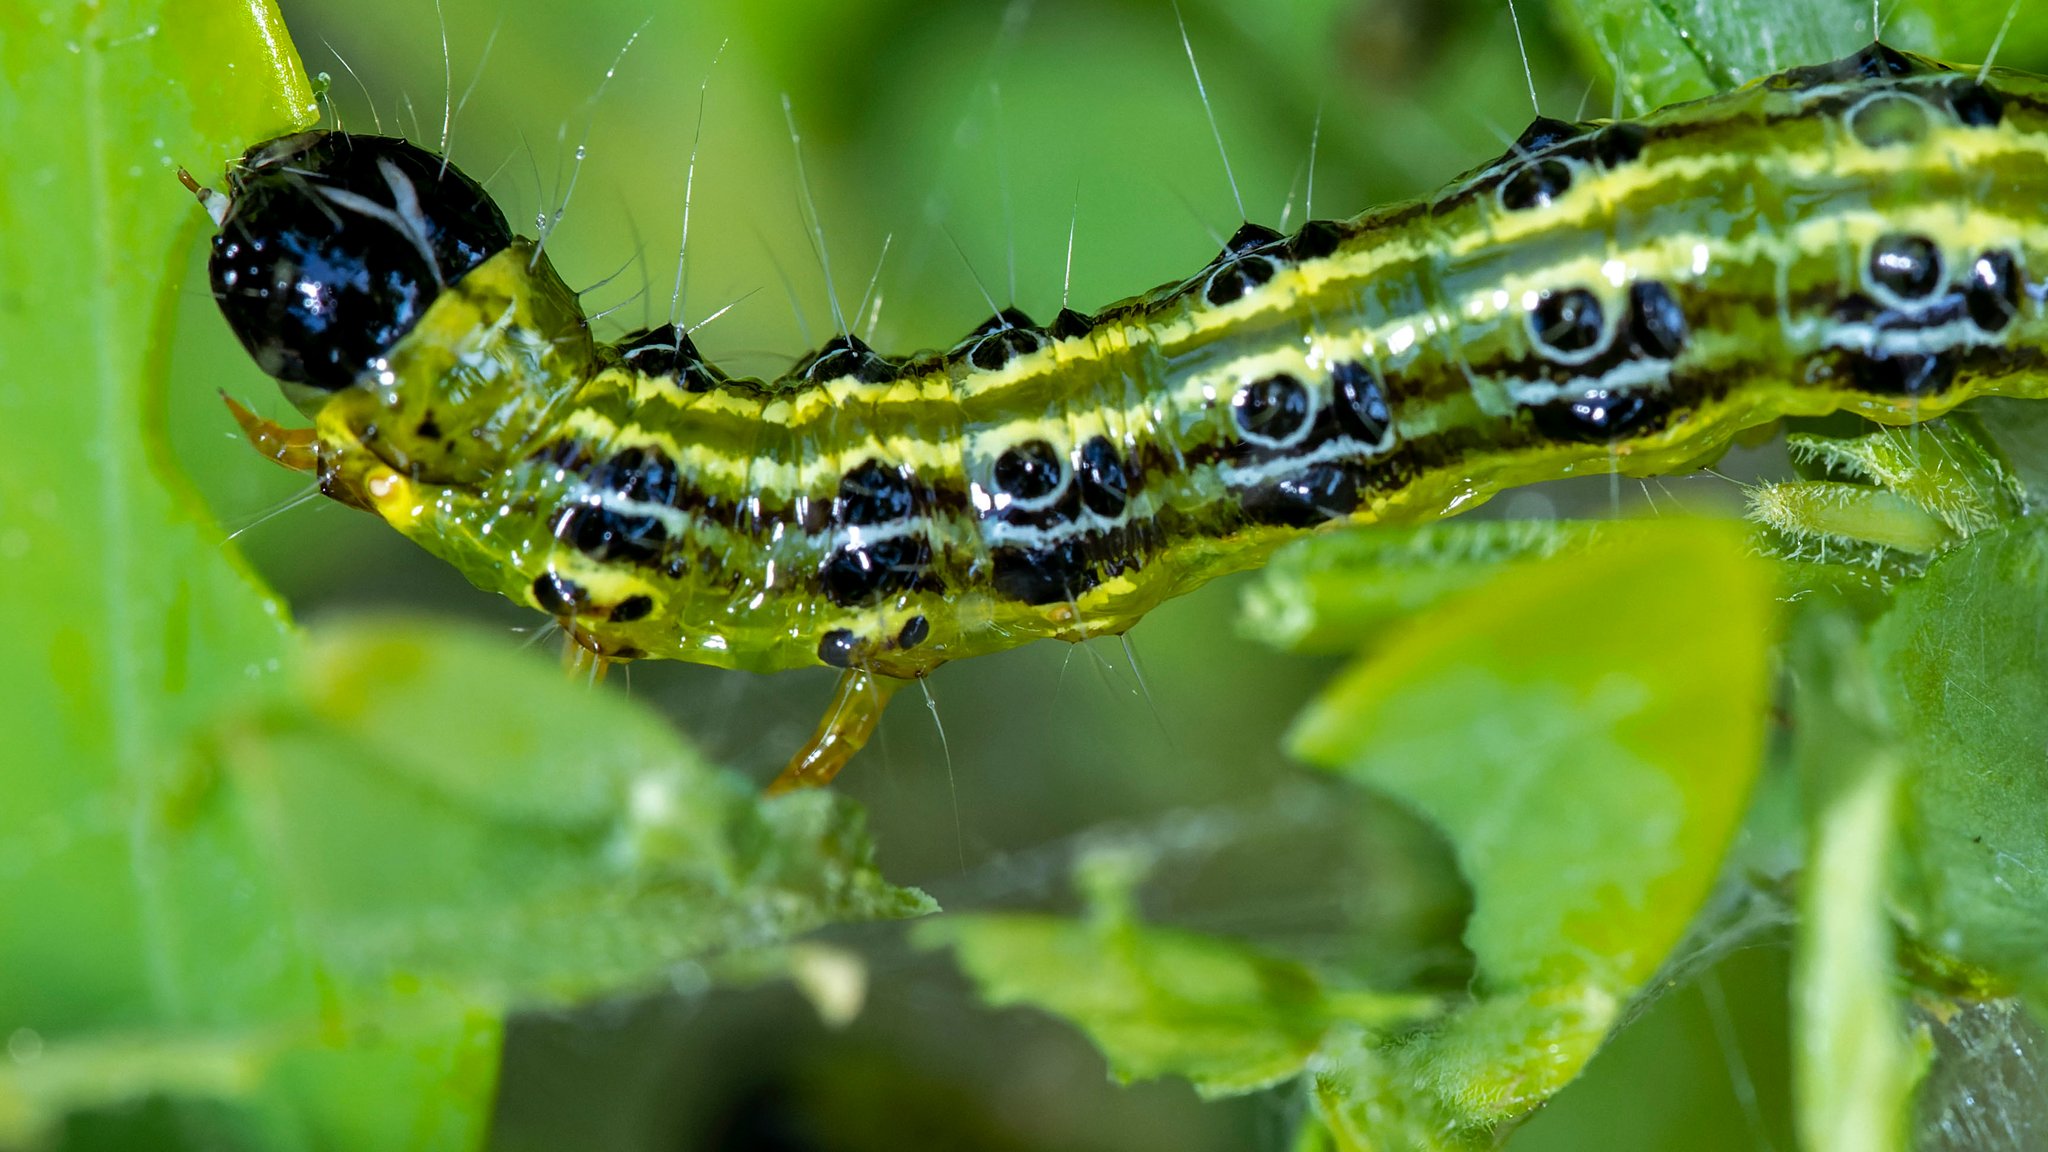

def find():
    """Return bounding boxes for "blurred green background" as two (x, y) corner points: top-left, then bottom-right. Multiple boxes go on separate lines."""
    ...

(157, 1), (2043, 1147)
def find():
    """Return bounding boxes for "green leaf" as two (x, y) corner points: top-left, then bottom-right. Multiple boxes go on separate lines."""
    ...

(1549, 0), (2043, 114)
(0, 616), (934, 1146)
(0, 7), (930, 1145)
(226, 620), (936, 1004)
(919, 848), (1433, 1100)
(1549, 0), (1872, 112)
(922, 915), (1337, 1098)
(1238, 520), (1614, 655)
(0, 0), (342, 1143)
(1969, 397), (2048, 505)
(1290, 519), (1774, 1135)
(1874, 526), (2048, 1002)
(0, 0), (315, 1027)
(1307, 1029), (1484, 1152)
(1787, 609), (1923, 1152)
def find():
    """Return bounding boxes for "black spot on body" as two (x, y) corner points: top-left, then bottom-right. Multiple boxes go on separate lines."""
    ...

(610, 595), (654, 623)
(1948, 80), (2004, 126)
(1332, 361), (1391, 443)
(1777, 43), (1935, 89)
(1848, 351), (1957, 397)
(1242, 464), (1360, 527)
(1870, 233), (1943, 300)
(208, 132), (513, 391)
(1852, 43), (1931, 79)
(971, 328), (1045, 370)
(618, 324), (726, 391)
(555, 504), (665, 565)
(992, 440), (1065, 503)
(1049, 308), (1095, 340)
(991, 542), (1097, 605)
(1513, 116), (1585, 154)
(1205, 257), (1278, 305)
(531, 439), (592, 473)
(1223, 222), (1285, 254)
(820, 536), (931, 607)
(957, 308), (1046, 371)
(531, 572), (587, 616)
(1967, 250), (2024, 331)
(1626, 281), (1688, 359)
(817, 628), (859, 668)
(896, 615), (930, 649)
(1591, 123), (1647, 167)
(1234, 374), (1313, 441)
(798, 334), (897, 383)
(594, 446), (679, 506)
(1287, 220), (1344, 261)
(1198, 223), (1290, 306)
(1530, 288), (1606, 356)
(1530, 389), (1672, 442)
(835, 459), (918, 525)
(1500, 159), (1573, 211)
(555, 446), (680, 564)
(415, 415), (441, 440)
(1077, 436), (1131, 518)
(795, 494), (835, 536)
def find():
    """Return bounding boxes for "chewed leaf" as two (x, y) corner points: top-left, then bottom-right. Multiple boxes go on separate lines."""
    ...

(232, 618), (937, 1002)
(1290, 519), (1774, 1132)
(919, 850), (1434, 1101)
(0, 618), (932, 1143)
(921, 914), (1335, 1098)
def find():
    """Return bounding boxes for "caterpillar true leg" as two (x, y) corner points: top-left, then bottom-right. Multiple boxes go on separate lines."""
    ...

(767, 669), (906, 794)
(222, 393), (319, 472)
(562, 640), (612, 687)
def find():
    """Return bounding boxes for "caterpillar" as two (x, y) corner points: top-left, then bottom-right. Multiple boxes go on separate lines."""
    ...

(192, 43), (2048, 790)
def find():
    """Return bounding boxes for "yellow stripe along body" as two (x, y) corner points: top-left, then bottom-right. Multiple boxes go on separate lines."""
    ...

(306, 45), (2048, 676)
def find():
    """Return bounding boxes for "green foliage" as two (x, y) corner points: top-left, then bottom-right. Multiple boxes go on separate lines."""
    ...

(1294, 521), (1771, 1124)
(1879, 528), (2048, 1004)
(1788, 609), (1923, 1152)
(1237, 520), (1614, 655)
(0, 4), (928, 1146)
(1551, 0), (2048, 113)
(14, 0), (2048, 1148)
(921, 846), (1436, 1100)
(935, 522), (1775, 1147)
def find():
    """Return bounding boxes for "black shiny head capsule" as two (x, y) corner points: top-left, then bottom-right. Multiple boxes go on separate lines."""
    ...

(207, 132), (513, 392)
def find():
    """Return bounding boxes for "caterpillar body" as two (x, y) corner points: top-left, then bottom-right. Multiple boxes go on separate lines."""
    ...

(197, 43), (2048, 788)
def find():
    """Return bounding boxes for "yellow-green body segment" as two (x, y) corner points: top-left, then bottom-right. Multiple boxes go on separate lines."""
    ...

(262, 45), (2048, 680)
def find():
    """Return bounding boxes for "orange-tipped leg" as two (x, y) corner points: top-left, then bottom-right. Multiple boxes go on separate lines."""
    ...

(222, 393), (319, 472)
(563, 639), (612, 685)
(767, 669), (906, 794)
